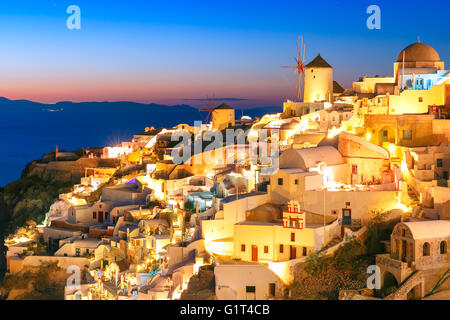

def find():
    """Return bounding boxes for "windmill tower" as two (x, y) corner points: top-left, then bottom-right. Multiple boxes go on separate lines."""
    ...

(199, 94), (216, 124)
(303, 53), (333, 103)
(281, 35), (306, 101)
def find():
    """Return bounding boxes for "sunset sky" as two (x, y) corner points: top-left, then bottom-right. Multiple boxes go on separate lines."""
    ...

(0, 0), (449, 105)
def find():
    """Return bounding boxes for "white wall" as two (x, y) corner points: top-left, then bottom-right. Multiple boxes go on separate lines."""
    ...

(302, 190), (399, 225)
(215, 264), (283, 300)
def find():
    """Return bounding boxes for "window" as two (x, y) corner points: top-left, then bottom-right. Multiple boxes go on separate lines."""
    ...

(352, 165), (358, 175)
(294, 179), (299, 185)
(402, 130), (412, 140)
(278, 178), (283, 186)
(241, 244), (246, 252)
(75, 248), (80, 257)
(291, 233), (295, 242)
(437, 159), (443, 168)
(279, 244), (284, 253)
(93, 212), (97, 219)
(382, 130), (388, 137)
(440, 241), (447, 254)
(264, 246), (269, 253)
(423, 242), (430, 256)
(302, 247), (307, 256)
(418, 97), (423, 103)
(269, 283), (276, 297)
(246, 286), (256, 293)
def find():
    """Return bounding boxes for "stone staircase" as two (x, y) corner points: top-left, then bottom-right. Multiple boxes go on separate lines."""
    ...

(322, 236), (343, 251)
(385, 270), (425, 300)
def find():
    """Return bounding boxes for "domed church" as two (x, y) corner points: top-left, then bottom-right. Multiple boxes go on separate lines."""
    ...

(343, 39), (449, 115)
(394, 40), (446, 92)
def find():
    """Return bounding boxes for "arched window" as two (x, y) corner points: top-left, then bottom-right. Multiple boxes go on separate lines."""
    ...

(423, 242), (430, 256)
(440, 241), (447, 254)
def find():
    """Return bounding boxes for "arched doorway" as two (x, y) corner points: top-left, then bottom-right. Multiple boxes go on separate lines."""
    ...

(378, 126), (395, 145)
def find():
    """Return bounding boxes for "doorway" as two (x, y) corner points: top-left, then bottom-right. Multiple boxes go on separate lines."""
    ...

(98, 211), (104, 223)
(251, 245), (258, 262)
(290, 246), (296, 259)
(401, 240), (407, 262)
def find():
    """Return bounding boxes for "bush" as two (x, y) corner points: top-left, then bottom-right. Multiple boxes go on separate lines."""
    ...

(334, 239), (366, 271)
(364, 210), (394, 255)
(304, 250), (326, 275)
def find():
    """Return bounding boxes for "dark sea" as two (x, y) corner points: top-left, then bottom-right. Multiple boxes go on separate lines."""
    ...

(0, 111), (195, 187)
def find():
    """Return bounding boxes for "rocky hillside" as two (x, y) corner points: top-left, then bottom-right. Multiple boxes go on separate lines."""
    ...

(0, 152), (118, 282)
(180, 265), (215, 300)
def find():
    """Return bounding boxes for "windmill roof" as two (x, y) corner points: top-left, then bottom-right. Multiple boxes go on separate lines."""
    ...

(306, 54), (332, 68)
(214, 103), (233, 110)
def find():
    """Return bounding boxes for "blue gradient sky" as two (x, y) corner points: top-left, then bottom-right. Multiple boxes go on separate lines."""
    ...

(0, 0), (449, 105)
